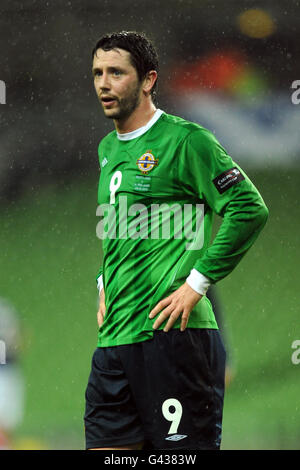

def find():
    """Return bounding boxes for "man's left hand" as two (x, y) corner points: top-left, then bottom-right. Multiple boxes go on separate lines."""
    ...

(149, 282), (203, 332)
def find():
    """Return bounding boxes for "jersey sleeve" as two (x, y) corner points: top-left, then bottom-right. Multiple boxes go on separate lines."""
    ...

(181, 128), (269, 283)
(96, 140), (104, 290)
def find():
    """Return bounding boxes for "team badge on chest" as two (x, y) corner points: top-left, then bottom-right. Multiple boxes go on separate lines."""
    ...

(136, 151), (159, 175)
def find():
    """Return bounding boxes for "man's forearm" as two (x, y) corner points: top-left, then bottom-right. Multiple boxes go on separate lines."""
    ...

(194, 195), (269, 283)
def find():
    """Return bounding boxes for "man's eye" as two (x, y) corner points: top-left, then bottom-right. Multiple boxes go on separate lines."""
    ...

(113, 70), (122, 76)
(94, 71), (102, 77)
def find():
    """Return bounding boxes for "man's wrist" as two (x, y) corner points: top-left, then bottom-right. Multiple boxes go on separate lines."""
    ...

(97, 274), (103, 293)
(186, 269), (211, 296)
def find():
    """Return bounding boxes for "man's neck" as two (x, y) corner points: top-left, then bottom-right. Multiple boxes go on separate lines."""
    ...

(114, 100), (157, 134)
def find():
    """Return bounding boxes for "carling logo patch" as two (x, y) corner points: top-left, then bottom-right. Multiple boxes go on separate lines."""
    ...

(213, 167), (245, 194)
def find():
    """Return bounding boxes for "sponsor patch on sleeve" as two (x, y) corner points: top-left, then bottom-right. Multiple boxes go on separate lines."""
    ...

(213, 167), (245, 194)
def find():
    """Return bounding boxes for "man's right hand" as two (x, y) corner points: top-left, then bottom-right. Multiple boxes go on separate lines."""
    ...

(97, 289), (106, 327)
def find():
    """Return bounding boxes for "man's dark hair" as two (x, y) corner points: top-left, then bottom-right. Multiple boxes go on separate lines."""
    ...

(92, 31), (159, 99)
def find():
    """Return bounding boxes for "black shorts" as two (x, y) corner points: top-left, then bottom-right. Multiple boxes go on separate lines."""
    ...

(84, 328), (226, 450)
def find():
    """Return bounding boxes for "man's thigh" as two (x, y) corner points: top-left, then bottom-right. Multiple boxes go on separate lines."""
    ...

(120, 328), (226, 450)
(84, 347), (145, 450)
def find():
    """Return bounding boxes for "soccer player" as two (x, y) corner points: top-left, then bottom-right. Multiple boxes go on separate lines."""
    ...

(84, 31), (268, 450)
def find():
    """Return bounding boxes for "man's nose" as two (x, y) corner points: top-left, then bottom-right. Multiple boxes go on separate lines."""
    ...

(98, 72), (110, 91)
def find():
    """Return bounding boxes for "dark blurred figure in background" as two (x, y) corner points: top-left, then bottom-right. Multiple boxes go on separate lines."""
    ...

(0, 298), (24, 449)
(206, 287), (235, 388)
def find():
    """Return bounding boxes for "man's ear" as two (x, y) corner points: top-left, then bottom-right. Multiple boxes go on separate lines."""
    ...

(143, 70), (158, 96)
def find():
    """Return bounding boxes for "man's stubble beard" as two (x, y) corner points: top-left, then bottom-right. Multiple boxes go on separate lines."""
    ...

(103, 82), (142, 121)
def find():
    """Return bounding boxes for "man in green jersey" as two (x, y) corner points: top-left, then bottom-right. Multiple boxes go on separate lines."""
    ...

(84, 31), (268, 450)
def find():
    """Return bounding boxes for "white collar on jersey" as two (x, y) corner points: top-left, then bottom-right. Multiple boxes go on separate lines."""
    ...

(116, 109), (164, 141)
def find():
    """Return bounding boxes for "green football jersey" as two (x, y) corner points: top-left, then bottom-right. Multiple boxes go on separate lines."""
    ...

(95, 111), (268, 347)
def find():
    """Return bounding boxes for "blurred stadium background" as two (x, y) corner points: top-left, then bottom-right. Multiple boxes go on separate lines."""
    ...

(0, 0), (299, 450)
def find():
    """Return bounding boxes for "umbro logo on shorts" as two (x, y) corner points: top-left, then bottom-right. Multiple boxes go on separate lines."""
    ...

(165, 434), (187, 441)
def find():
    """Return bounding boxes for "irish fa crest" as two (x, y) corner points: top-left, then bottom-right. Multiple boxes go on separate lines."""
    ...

(136, 151), (158, 175)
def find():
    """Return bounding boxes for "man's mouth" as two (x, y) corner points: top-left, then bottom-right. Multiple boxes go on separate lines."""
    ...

(101, 96), (117, 107)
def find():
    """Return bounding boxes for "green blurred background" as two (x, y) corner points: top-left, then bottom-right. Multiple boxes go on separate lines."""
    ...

(1, 0), (299, 450)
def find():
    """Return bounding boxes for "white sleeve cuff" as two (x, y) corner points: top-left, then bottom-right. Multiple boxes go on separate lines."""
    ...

(97, 274), (103, 293)
(186, 269), (211, 295)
